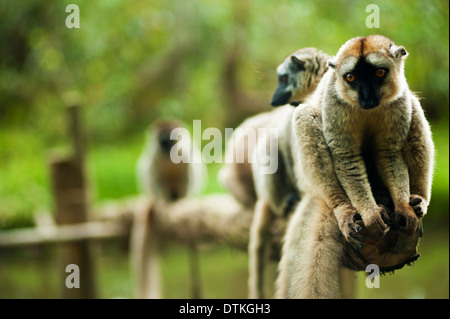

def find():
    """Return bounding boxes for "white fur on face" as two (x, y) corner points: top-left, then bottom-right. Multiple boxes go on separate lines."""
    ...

(337, 56), (358, 76)
(276, 60), (296, 92)
(276, 60), (289, 75)
(365, 52), (392, 69)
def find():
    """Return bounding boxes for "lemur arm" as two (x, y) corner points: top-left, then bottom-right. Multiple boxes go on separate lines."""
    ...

(292, 105), (364, 249)
(402, 96), (435, 217)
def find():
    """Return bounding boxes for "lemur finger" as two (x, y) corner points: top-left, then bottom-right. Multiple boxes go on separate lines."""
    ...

(378, 205), (392, 224)
(349, 231), (365, 243)
(348, 222), (362, 233)
(399, 215), (419, 237)
(347, 234), (364, 250)
(366, 215), (389, 239)
(409, 196), (422, 206)
(350, 241), (364, 251)
(413, 206), (423, 217)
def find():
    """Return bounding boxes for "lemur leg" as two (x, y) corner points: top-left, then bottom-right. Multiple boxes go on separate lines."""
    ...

(276, 196), (346, 299)
(249, 128), (289, 298)
(248, 199), (275, 299)
(276, 195), (316, 298)
(375, 142), (418, 236)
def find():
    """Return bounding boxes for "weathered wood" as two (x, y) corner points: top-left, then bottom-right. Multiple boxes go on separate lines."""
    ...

(128, 194), (256, 299)
(0, 221), (127, 247)
(49, 104), (96, 299)
(0, 188), (422, 300)
(188, 243), (202, 299)
(0, 195), (259, 250)
(130, 202), (161, 299)
(50, 156), (97, 299)
(151, 194), (254, 250)
(67, 104), (85, 166)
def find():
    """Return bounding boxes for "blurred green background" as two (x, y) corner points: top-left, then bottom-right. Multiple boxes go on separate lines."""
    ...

(0, 0), (448, 298)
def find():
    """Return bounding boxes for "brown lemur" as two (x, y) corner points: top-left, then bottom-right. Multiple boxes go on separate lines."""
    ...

(277, 35), (434, 298)
(219, 48), (330, 298)
(133, 120), (207, 298)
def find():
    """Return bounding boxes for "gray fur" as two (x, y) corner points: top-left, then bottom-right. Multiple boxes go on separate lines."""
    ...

(277, 35), (434, 298)
(248, 49), (330, 298)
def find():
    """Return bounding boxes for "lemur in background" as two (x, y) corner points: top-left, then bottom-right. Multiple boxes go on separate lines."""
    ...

(219, 48), (330, 298)
(132, 120), (207, 299)
(136, 120), (206, 202)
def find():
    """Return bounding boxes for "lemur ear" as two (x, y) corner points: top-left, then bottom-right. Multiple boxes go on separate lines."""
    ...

(389, 44), (408, 59)
(328, 57), (337, 69)
(291, 55), (306, 70)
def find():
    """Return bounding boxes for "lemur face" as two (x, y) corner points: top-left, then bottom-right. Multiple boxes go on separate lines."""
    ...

(152, 121), (180, 154)
(329, 35), (408, 109)
(270, 47), (328, 108)
(271, 55), (306, 107)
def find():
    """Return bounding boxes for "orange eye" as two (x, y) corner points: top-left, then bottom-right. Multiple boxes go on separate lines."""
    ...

(376, 68), (386, 78)
(280, 75), (287, 84)
(345, 73), (355, 83)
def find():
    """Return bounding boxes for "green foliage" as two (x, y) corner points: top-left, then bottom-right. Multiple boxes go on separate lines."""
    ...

(0, 0), (448, 299)
(0, 0), (448, 224)
(1, 0), (448, 130)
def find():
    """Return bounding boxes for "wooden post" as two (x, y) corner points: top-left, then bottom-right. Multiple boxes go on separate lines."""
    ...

(50, 104), (96, 299)
(67, 104), (85, 166)
(188, 244), (202, 299)
(130, 203), (162, 299)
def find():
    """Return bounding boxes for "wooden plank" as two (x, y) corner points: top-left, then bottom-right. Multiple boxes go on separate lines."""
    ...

(0, 221), (127, 247)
